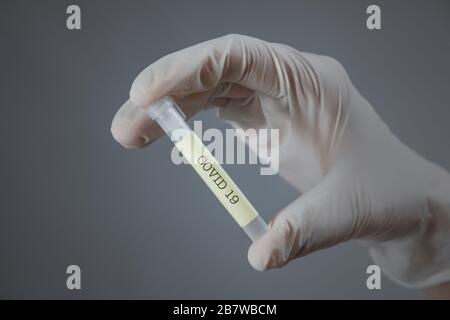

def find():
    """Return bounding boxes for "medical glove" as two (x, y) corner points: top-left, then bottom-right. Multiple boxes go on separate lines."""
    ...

(111, 34), (450, 288)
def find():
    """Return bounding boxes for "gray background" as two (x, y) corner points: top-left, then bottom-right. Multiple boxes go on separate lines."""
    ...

(1, 0), (449, 299)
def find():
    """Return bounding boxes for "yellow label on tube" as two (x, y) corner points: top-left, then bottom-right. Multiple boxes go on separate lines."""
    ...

(175, 131), (258, 227)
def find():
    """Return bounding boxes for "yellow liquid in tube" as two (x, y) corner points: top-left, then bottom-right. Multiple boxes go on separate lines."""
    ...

(175, 132), (258, 227)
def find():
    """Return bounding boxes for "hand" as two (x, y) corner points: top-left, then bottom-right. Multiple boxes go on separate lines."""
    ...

(111, 34), (450, 288)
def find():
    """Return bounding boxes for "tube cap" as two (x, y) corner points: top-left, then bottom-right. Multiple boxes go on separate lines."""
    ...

(146, 96), (186, 120)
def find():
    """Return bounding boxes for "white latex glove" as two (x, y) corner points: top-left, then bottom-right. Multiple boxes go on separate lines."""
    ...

(111, 34), (450, 288)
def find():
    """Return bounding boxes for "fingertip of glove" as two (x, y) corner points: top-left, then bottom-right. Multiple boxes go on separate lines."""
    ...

(247, 243), (268, 272)
(247, 217), (294, 272)
(110, 122), (153, 149)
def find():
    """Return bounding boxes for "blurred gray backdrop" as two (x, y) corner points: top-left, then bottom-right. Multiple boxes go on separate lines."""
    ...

(1, 0), (449, 299)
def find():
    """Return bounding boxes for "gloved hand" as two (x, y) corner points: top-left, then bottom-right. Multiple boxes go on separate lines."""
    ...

(111, 34), (450, 288)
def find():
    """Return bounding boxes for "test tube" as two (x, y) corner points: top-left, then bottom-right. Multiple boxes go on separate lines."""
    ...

(140, 96), (268, 242)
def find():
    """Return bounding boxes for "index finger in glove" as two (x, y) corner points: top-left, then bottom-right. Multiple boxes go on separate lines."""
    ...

(111, 34), (281, 149)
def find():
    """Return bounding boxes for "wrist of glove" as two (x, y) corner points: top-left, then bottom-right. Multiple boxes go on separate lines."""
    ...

(366, 177), (450, 288)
